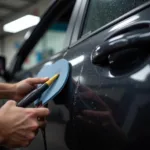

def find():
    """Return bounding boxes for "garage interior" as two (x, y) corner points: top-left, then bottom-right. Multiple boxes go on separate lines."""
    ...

(0, 0), (69, 70)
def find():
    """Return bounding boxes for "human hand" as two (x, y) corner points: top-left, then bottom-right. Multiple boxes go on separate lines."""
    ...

(0, 100), (49, 148)
(13, 77), (49, 101)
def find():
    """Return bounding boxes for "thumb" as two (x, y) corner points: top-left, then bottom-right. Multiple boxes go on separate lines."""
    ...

(3, 100), (16, 109)
(26, 77), (49, 85)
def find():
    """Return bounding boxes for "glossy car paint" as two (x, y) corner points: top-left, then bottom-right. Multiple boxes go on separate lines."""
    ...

(8, 1), (150, 150)
(63, 4), (150, 149)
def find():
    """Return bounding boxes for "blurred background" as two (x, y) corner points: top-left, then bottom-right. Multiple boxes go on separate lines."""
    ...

(0, 0), (69, 70)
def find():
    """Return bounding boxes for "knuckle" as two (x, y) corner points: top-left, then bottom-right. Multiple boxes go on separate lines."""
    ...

(42, 108), (50, 116)
(32, 122), (39, 130)
(29, 112), (36, 118)
(7, 100), (16, 105)
(32, 109), (37, 115)
(27, 77), (31, 80)
(46, 109), (50, 115)
(29, 133), (35, 140)
(26, 109), (36, 117)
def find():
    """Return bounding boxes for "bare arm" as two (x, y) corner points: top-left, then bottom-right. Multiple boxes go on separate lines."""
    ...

(0, 83), (15, 99)
(0, 77), (48, 101)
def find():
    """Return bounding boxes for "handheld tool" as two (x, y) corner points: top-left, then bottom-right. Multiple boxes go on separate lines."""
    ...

(18, 59), (70, 150)
(17, 74), (59, 150)
(17, 74), (59, 107)
(34, 59), (70, 106)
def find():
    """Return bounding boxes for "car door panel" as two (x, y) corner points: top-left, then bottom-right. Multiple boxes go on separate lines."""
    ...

(63, 5), (150, 150)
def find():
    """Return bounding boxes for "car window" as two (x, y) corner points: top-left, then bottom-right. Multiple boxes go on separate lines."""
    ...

(82, 0), (149, 36)
(22, 5), (74, 70)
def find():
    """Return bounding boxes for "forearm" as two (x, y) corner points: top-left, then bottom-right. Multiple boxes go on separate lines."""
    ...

(0, 83), (16, 99)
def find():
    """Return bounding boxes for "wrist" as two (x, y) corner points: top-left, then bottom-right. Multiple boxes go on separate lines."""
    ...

(0, 84), (17, 99)
(9, 84), (17, 99)
(7, 83), (16, 91)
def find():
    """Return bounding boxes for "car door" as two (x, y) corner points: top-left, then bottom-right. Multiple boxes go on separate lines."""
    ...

(62, 0), (150, 150)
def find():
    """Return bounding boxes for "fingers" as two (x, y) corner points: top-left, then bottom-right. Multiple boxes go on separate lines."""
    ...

(24, 108), (49, 132)
(6, 133), (34, 148)
(34, 108), (50, 117)
(18, 138), (32, 148)
(30, 118), (47, 131)
(25, 107), (50, 117)
(26, 132), (36, 141)
(26, 77), (49, 85)
(7, 100), (16, 105)
(21, 130), (39, 147)
(3, 100), (17, 109)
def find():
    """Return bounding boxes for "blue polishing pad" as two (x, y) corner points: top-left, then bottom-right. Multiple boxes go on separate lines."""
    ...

(34, 59), (70, 106)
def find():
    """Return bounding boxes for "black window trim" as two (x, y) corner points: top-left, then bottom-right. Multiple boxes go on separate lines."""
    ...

(65, 0), (83, 47)
(69, 0), (150, 48)
(71, 0), (89, 44)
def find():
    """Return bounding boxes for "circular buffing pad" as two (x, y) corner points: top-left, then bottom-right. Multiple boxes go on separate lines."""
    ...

(34, 59), (70, 106)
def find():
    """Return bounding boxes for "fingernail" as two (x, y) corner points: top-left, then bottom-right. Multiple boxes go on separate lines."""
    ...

(44, 77), (49, 80)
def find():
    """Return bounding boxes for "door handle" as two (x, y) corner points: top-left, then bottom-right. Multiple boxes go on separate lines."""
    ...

(91, 21), (150, 65)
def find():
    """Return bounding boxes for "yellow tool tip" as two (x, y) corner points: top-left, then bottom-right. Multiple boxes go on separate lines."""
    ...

(46, 74), (59, 86)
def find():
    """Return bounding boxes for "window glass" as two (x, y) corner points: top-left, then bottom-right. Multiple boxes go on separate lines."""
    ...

(22, 5), (74, 70)
(82, 0), (149, 36)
